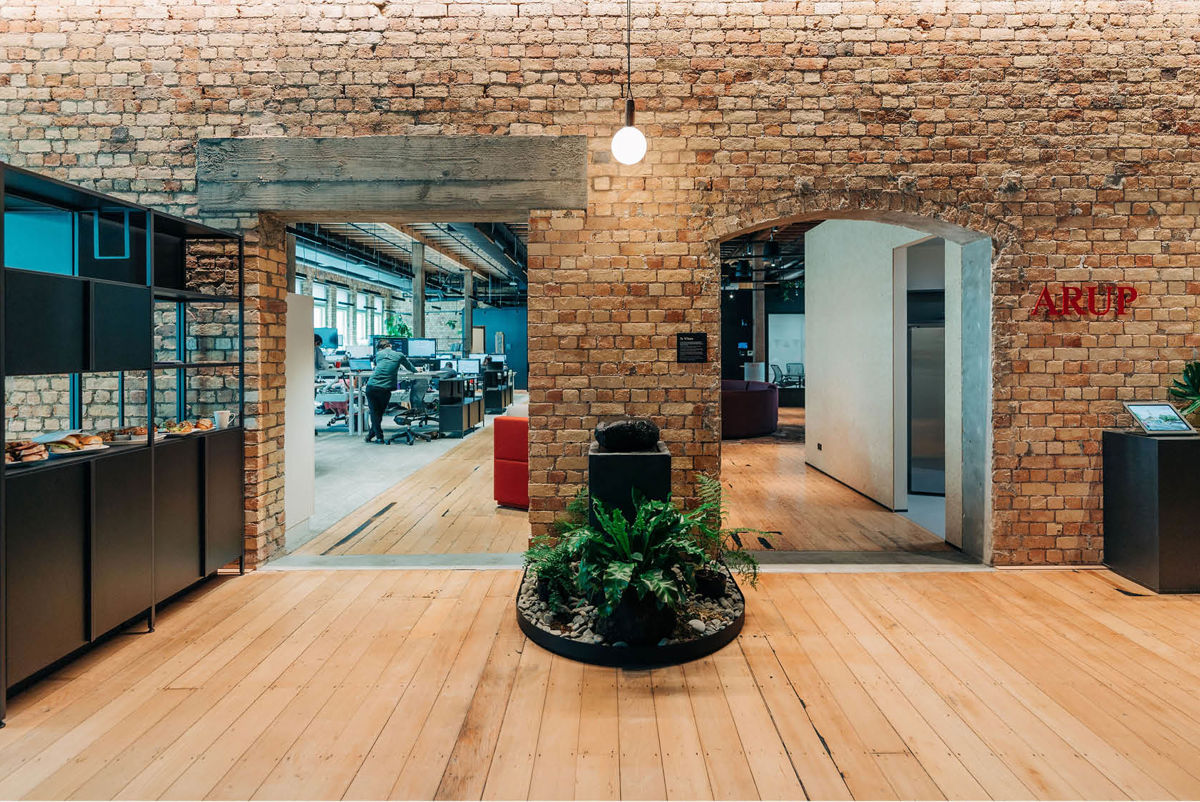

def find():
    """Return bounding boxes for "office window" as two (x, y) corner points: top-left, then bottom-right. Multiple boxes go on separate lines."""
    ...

(294, 273), (305, 294)
(372, 295), (384, 337)
(312, 282), (328, 328)
(335, 288), (351, 343)
(354, 293), (368, 346)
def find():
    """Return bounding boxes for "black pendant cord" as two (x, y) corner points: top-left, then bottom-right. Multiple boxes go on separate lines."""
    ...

(625, 0), (632, 99)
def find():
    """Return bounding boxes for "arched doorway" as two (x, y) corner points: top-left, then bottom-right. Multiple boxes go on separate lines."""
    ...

(714, 210), (994, 563)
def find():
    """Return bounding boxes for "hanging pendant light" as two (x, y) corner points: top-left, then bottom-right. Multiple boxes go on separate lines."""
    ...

(610, 0), (646, 165)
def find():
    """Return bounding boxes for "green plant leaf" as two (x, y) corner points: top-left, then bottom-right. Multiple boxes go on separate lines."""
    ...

(602, 561), (635, 609)
(636, 568), (682, 608)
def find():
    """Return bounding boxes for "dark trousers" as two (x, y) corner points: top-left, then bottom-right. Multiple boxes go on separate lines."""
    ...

(365, 386), (392, 439)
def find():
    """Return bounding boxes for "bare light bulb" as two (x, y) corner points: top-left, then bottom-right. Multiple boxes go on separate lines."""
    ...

(610, 98), (646, 165)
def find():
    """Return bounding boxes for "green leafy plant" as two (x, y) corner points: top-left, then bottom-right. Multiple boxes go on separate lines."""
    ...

(694, 473), (764, 587)
(1168, 361), (1200, 417)
(565, 494), (710, 617)
(551, 487), (590, 538)
(779, 277), (805, 301)
(384, 315), (412, 338)
(523, 535), (576, 612)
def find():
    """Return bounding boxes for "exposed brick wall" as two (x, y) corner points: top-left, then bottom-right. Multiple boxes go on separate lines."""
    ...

(2, 1), (1198, 565)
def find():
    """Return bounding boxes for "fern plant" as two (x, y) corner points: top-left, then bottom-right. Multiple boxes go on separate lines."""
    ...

(523, 535), (576, 612)
(551, 487), (590, 538)
(694, 473), (764, 587)
(1168, 361), (1200, 416)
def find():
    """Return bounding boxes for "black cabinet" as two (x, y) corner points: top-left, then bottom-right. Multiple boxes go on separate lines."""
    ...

(93, 449), (154, 635)
(1102, 430), (1200, 593)
(4, 466), (89, 686)
(440, 396), (484, 438)
(92, 283), (151, 371)
(4, 271), (88, 375)
(154, 438), (204, 602)
(204, 429), (245, 574)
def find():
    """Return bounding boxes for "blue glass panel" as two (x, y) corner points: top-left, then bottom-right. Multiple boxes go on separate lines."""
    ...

(4, 209), (75, 275)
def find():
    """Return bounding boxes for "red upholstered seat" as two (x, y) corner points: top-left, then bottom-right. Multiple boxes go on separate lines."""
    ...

(493, 416), (529, 510)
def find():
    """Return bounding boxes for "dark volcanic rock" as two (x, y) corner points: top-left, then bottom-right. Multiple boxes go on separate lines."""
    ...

(594, 417), (660, 452)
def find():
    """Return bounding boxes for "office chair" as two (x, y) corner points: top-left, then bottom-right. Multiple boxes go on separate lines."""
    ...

(388, 377), (439, 445)
(770, 364), (786, 385)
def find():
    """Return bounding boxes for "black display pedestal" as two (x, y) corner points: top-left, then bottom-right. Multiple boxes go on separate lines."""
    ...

(1102, 429), (1200, 593)
(587, 442), (671, 528)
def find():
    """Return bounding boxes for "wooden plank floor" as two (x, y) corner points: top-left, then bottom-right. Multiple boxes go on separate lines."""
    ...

(299, 402), (944, 557)
(4, 567), (1200, 800)
(723, 426), (951, 552)
(296, 431), (531, 556)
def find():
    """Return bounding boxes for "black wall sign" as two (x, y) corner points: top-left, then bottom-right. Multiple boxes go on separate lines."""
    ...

(676, 332), (708, 364)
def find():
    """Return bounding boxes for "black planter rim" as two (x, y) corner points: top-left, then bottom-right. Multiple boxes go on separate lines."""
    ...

(516, 568), (747, 669)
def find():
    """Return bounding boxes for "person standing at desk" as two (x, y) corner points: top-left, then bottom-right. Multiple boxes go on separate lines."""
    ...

(364, 340), (416, 443)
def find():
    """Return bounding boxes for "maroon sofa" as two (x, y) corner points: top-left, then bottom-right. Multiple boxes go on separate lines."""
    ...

(721, 379), (779, 439)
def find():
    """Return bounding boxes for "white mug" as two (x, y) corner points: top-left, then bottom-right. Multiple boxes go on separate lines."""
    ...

(214, 410), (234, 429)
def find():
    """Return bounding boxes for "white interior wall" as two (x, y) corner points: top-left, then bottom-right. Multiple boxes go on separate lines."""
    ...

(768, 314), (805, 372)
(805, 220), (930, 509)
(284, 293), (316, 545)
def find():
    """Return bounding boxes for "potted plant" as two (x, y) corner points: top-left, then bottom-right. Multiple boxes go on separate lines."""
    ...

(563, 494), (710, 645)
(691, 474), (764, 598)
(1168, 361), (1200, 427)
(384, 314), (412, 338)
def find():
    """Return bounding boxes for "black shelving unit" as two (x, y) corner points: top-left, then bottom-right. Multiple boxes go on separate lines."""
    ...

(483, 368), (514, 414)
(438, 377), (485, 437)
(0, 163), (246, 724)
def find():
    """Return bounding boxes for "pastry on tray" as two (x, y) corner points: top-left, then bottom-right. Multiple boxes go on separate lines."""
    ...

(195, 418), (214, 430)
(6, 440), (48, 463)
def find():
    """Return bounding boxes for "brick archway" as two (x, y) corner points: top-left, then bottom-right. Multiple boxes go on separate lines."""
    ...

(705, 189), (1009, 563)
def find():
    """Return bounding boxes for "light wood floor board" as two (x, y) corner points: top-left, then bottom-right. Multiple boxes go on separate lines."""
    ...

(5, 568), (1200, 799)
(296, 430), (531, 556)
(299, 403), (947, 558)
(722, 436), (951, 552)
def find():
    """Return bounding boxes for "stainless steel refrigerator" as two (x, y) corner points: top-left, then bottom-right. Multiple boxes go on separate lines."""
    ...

(908, 325), (946, 495)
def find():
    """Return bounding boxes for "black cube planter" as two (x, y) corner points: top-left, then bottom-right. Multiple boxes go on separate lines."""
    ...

(587, 441), (671, 527)
(1102, 429), (1200, 593)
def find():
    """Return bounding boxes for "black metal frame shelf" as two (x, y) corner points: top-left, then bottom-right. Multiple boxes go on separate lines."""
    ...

(0, 162), (247, 725)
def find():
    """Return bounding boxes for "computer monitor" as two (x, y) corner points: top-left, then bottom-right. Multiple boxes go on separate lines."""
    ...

(407, 338), (437, 358)
(488, 354), (506, 364)
(314, 327), (339, 349)
(373, 336), (407, 354)
(456, 358), (481, 375)
(348, 357), (372, 371)
(344, 344), (373, 358)
(469, 352), (488, 360)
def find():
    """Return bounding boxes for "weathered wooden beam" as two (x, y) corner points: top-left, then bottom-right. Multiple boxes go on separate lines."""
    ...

(197, 135), (588, 215)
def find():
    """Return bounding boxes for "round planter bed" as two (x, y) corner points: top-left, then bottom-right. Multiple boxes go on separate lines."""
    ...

(515, 566), (746, 668)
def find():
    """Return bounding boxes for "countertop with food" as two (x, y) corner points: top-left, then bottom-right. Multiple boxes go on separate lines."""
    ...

(4, 419), (223, 468)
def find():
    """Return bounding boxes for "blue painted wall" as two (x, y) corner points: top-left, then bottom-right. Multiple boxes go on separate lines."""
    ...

(473, 305), (528, 389)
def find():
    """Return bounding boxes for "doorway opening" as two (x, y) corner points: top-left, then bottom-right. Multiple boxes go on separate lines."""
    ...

(279, 221), (532, 565)
(718, 215), (993, 563)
